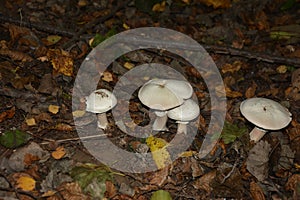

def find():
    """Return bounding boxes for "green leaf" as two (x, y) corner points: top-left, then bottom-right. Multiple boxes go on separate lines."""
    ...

(91, 28), (117, 47)
(215, 121), (247, 144)
(70, 163), (122, 199)
(151, 190), (172, 200)
(280, 0), (296, 10)
(0, 129), (31, 148)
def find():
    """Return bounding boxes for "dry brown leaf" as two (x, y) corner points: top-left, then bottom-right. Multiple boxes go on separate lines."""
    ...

(0, 49), (33, 62)
(192, 170), (216, 194)
(276, 65), (288, 74)
(0, 106), (15, 122)
(53, 123), (73, 131)
(149, 166), (170, 186)
(250, 181), (266, 200)
(197, 0), (231, 8)
(225, 87), (243, 98)
(152, 1), (166, 12)
(105, 181), (117, 199)
(221, 61), (242, 73)
(285, 174), (300, 199)
(51, 146), (66, 160)
(58, 182), (89, 200)
(47, 49), (73, 76)
(24, 153), (40, 167)
(245, 81), (258, 98)
(246, 141), (271, 181)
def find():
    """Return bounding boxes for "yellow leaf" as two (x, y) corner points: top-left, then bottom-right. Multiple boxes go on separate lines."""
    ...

(123, 23), (130, 30)
(123, 62), (134, 70)
(102, 71), (113, 82)
(72, 110), (86, 118)
(51, 146), (66, 159)
(152, 1), (166, 12)
(48, 105), (60, 114)
(45, 35), (62, 45)
(179, 150), (197, 157)
(47, 49), (73, 76)
(26, 118), (36, 126)
(146, 136), (171, 169)
(276, 65), (287, 74)
(17, 176), (36, 191)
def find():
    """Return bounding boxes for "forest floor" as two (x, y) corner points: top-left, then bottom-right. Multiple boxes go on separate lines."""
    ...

(0, 0), (300, 199)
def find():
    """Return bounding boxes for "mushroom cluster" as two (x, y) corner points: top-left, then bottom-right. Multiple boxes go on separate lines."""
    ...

(138, 79), (200, 134)
(240, 97), (292, 143)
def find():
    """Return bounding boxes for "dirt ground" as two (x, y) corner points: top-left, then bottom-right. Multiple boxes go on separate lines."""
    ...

(0, 0), (300, 199)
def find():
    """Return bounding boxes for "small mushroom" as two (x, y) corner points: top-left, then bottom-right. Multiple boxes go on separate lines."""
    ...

(85, 89), (117, 129)
(167, 99), (200, 134)
(138, 79), (193, 131)
(240, 97), (292, 142)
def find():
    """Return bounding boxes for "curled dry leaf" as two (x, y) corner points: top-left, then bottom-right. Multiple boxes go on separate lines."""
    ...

(0, 106), (15, 123)
(47, 49), (73, 77)
(0, 49), (33, 62)
(192, 170), (216, 194)
(58, 182), (89, 200)
(285, 174), (300, 199)
(246, 141), (271, 181)
(250, 181), (265, 200)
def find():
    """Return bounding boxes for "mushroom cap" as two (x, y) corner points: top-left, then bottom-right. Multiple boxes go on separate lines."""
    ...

(167, 99), (200, 122)
(240, 97), (292, 130)
(150, 79), (193, 100)
(85, 89), (117, 113)
(138, 79), (184, 110)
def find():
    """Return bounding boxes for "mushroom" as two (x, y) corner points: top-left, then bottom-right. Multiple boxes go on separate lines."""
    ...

(167, 99), (200, 134)
(85, 89), (117, 129)
(240, 97), (292, 142)
(138, 79), (193, 131)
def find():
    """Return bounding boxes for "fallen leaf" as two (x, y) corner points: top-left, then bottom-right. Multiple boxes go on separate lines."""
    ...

(192, 170), (216, 194)
(52, 123), (73, 131)
(246, 141), (271, 181)
(47, 49), (73, 76)
(146, 135), (172, 169)
(250, 181), (266, 200)
(102, 71), (113, 82)
(197, 0), (231, 8)
(17, 176), (36, 191)
(51, 146), (66, 159)
(152, 1), (166, 12)
(221, 61), (242, 73)
(26, 118), (36, 126)
(48, 105), (60, 114)
(0, 106), (15, 122)
(149, 166), (170, 186)
(123, 62), (135, 70)
(245, 81), (258, 98)
(72, 110), (86, 118)
(150, 190), (172, 200)
(285, 174), (300, 199)
(42, 35), (62, 46)
(24, 153), (40, 166)
(276, 65), (288, 74)
(0, 129), (31, 149)
(225, 87), (243, 98)
(58, 182), (89, 200)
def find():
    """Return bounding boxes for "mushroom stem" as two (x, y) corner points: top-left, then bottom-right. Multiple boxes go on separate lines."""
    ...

(249, 127), (267, 142)
(97, 113), (108, 129)
(153, 112), (168, 131)
(177, 122), (188, 135)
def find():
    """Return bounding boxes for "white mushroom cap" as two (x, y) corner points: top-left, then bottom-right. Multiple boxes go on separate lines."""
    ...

(167, 99), (200, 122)
(138, 79), (184, 110)
(86, 89), (117, 113)
(240, 97), (292, 130)
(150, 79), (193, 100)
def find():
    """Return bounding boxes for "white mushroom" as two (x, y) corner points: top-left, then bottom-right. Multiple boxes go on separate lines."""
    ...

(167, 99), (200, 134)
(85, 89), (117, 129)
(138, 79), (193, 131)
(240, 97), (292, 143)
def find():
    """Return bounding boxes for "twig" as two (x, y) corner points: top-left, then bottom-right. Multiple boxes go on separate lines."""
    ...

(40, 134), (108, 145)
